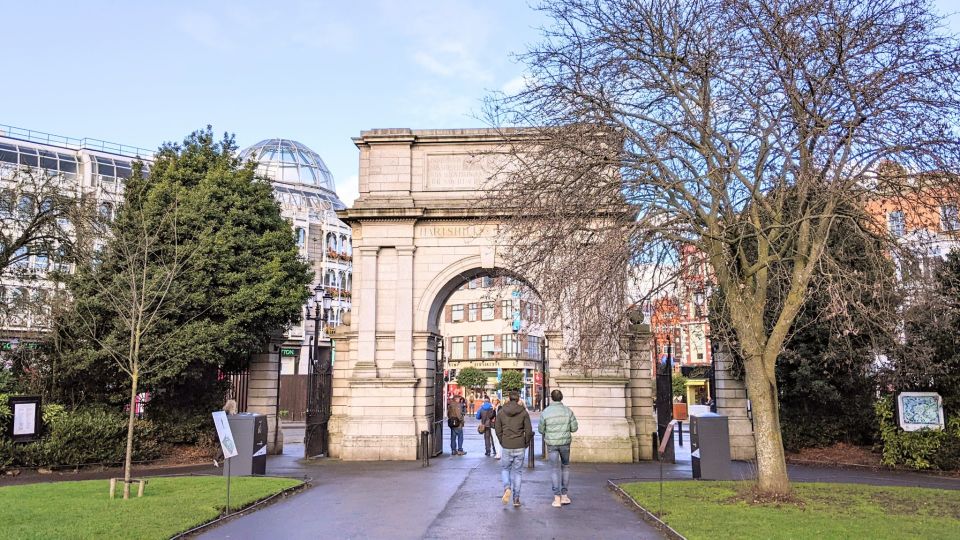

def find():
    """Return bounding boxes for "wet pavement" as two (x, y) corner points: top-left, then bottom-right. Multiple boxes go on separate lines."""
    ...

(198, 416), (960, 539)
(199, 414), (662, 540)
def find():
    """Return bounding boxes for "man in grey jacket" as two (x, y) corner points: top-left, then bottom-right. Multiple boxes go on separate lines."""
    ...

(538, 389), (578, 507)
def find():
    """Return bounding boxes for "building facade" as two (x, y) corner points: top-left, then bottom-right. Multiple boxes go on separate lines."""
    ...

(0, 124), (152, 351)
(438, 276), (545, 408)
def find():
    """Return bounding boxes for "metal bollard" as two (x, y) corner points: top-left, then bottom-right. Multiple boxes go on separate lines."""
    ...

(421, 430), (430, 467)
(527, 436), (535, 469)
(677, 420), (683, 447)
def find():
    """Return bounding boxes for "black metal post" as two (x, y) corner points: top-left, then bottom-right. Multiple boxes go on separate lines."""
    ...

(656, 341), (675, 462)
(709, 338), (718, 413)
(527, 435), (535, 469)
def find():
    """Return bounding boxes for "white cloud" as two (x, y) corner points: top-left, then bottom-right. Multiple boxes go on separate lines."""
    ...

(501, 74), (531, 95)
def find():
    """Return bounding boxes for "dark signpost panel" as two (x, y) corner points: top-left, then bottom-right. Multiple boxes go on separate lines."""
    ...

(9, 395), (42, 443)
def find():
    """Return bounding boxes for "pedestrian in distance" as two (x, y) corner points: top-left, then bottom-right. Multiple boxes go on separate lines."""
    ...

(539, 389), (578, 507)
(447, 395), (466, 455)
(494, 390), (533, 507)
(491, 398), (502, 459)
(476, 396), (498, 457)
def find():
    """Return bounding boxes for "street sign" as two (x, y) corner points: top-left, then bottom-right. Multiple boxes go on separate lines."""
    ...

(212, 411), (238, 459)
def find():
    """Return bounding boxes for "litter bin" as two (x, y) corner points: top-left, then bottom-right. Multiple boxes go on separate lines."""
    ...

(224, 413), (268, 476)
(690, 412), (732, 480)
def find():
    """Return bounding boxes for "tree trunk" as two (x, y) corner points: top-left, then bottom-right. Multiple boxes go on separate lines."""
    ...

(743, 363), (790, 495)
(123, 369), (139, 500)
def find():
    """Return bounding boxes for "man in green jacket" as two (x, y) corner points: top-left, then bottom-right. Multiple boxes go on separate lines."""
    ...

(538, 389), (578, 508)
(494, 391), (533, 507)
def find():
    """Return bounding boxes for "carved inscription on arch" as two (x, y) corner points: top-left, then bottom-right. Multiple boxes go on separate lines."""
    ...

(425, 154), (486, 190)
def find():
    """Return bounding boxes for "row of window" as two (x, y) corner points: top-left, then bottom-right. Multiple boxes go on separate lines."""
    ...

(458, 275), (524, 290)
(0, 144), (136, 182)
(323, 269), (352, 290)
(447, 299), (543, 323)
(449, 334), (543, 360)
(888, 204), (960, 237)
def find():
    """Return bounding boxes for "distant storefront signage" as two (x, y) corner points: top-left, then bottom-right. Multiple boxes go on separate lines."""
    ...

(1, 341), (41, 352)
(280, 347), (298, 357)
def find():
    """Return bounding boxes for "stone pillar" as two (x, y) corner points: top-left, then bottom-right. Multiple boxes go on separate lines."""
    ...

(627, 325), (656, 461)
(392, 246), (416, 377)
(714, 350), (757, 460)
(247, 345), (282, 455)
(354, 246), (379, 378)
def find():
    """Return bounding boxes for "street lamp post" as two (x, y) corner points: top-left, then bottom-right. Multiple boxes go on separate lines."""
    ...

(305, 284), (333, 458)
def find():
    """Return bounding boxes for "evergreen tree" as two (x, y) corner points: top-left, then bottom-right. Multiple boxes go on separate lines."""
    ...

(54, 128), (312, 415)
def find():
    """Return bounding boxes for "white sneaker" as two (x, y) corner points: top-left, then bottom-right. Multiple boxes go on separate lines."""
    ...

(552, 495), (562, 508)
(561, 494), (571, 505)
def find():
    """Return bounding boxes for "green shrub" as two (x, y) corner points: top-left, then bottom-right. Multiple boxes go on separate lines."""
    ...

(0, 406), (165, 470)
(876, 396), (960, 470)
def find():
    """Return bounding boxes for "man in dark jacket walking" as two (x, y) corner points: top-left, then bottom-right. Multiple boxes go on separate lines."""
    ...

(476, 397), (497, 457)
(494, 391), (532, 507)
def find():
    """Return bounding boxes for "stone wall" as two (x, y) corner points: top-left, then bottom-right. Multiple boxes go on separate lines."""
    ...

(246, 347), (282, 455)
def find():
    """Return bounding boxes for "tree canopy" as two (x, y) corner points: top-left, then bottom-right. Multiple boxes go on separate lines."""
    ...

(53, 128), (312, 408)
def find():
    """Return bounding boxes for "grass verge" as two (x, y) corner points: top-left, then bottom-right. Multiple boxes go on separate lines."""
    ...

(0, 476), (302, 539)
(620, 481), (960, 540)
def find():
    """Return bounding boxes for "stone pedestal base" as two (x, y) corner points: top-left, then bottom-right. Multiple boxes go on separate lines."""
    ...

(553, 376), (634, 463)
(336, 377), (421, 461)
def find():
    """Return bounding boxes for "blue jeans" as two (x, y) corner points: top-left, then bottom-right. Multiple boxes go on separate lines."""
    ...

(501, 447), (526, 497)
(449, 427), (464, 453)
(547, 444), (571, 496)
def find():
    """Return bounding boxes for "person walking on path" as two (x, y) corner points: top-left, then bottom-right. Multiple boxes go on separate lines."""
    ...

(447, 396), (466, 455)
(476, 397), (498, 457)
(539, 389), (578, 508)
(494, 390), (533, 507)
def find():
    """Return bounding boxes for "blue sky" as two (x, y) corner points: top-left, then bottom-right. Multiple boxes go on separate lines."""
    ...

(1, 1), (958, 206)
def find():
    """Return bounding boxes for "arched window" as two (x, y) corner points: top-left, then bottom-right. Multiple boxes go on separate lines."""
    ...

(338, 271), (346, 288)
(327, 232), (336, 252)
(346, 272), (352, 290)
(339, 235), (348, 254)
(295, 227), (306, 247)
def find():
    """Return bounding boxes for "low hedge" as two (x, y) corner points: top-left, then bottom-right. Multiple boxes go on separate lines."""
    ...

(876, 395), (960, 470)
(0, 400), (165, 471)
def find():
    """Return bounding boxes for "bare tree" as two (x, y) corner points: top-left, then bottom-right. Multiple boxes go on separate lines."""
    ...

(485, 0), (960, 494)
(65, 187), (199, 499)
(0, 165), (97, 324)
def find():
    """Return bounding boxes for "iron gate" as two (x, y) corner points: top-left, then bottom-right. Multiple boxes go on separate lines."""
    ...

(431, 336), (445, 457)
(305, 343), (332, 457)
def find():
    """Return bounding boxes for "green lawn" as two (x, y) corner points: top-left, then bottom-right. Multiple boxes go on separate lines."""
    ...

(621, 481), (960, 540)
(0, 476), (302, 540)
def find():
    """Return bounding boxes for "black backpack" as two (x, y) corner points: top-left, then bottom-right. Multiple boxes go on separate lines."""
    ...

(447, 416), (462, 428)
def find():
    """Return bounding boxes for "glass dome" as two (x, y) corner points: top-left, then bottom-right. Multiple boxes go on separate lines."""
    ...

(239, 139), (338, 194)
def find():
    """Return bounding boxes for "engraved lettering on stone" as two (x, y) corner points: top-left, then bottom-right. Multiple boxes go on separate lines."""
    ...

(427, 154), (485, 190)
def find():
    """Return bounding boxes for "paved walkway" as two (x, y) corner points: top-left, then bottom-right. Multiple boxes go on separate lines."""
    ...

(200, 415), (661, 540)
(197, 417), (960, 539)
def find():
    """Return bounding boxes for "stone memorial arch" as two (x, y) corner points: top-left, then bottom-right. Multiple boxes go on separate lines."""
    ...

(325, 128), (755, 462)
